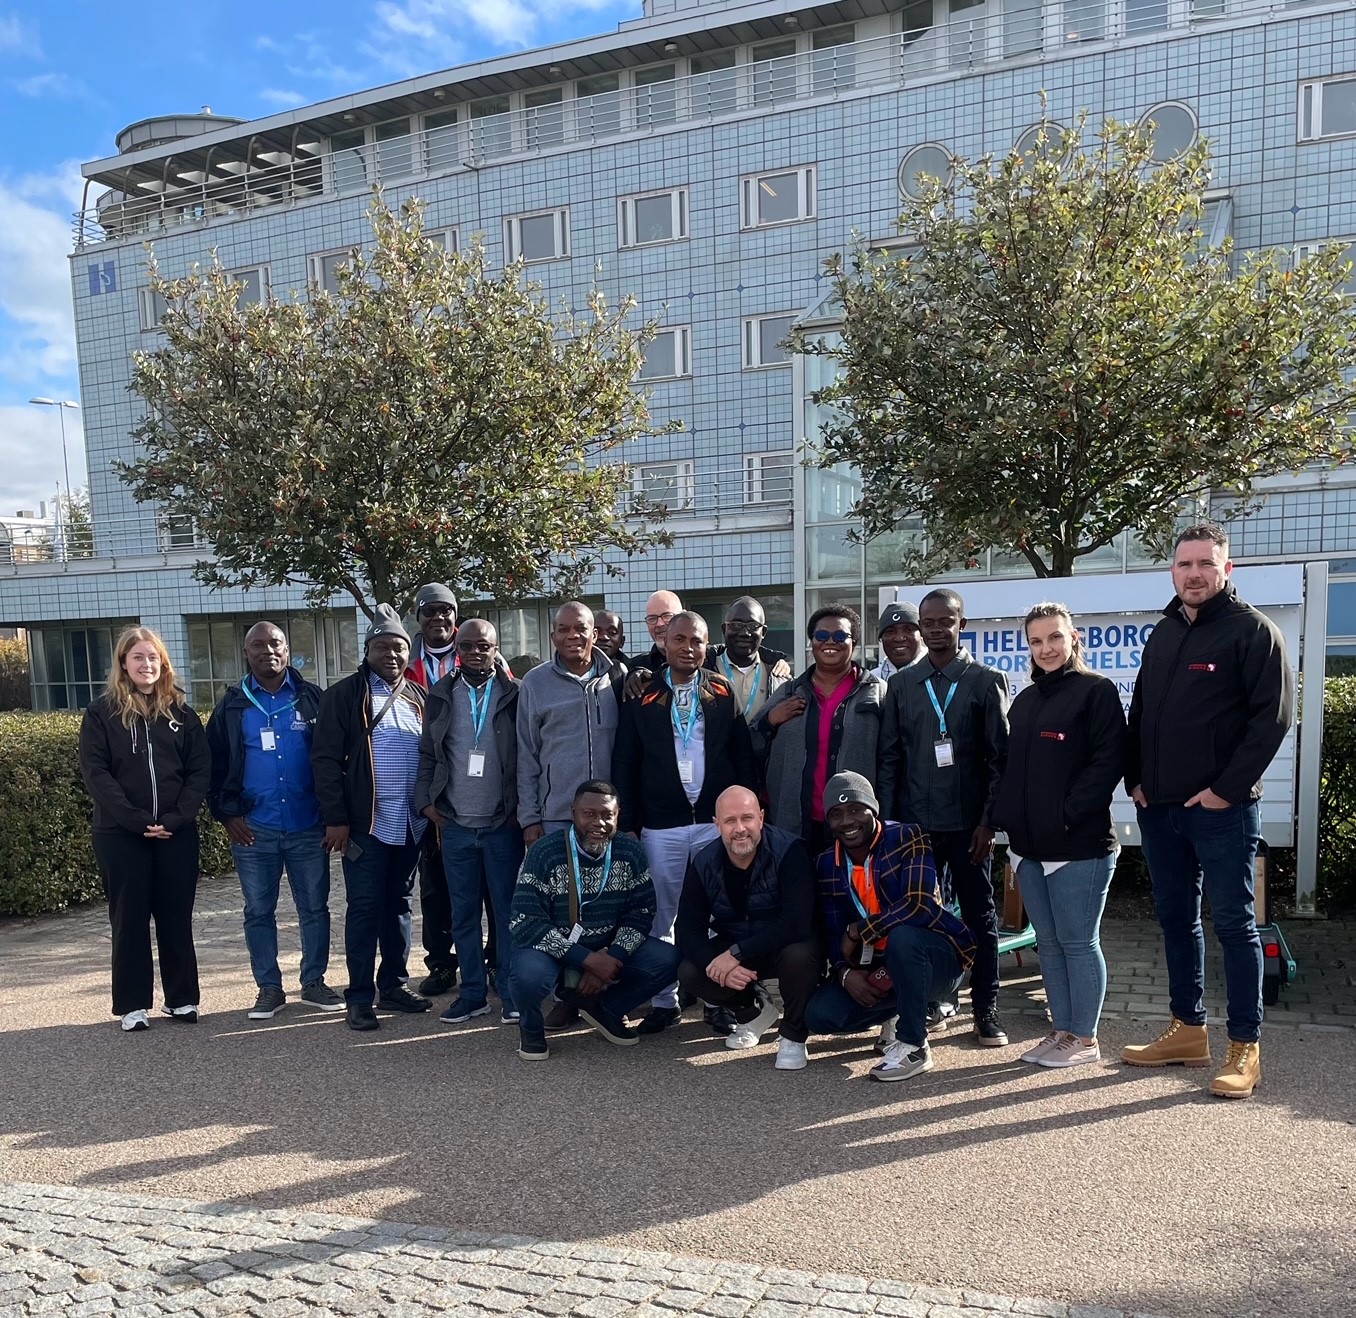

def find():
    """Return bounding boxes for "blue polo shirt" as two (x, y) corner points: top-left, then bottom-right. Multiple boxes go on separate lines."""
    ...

(240, 672), (322, 833)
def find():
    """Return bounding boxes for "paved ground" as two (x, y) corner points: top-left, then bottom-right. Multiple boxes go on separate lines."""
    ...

(1, 874), (1353, 1318)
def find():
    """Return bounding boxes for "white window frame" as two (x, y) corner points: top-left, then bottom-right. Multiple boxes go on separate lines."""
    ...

(638, 325), (693, 381)
(307, 247), (359, 296)
(227, 264), (272, 306)
(426, 227), (459, 253)
(740, 165), (816, 229)
(1299, 76), (1356, 143)
(505, 207), (570, 263)
(742, 312), (797, 369)
(1295, 236), (1356, 293)
(618, 187), (689, 249)
(632, 459), (696, 511)
(138, 287), (168, 332)
(743, 451), (794, 504)
(157, 510), (207, 553)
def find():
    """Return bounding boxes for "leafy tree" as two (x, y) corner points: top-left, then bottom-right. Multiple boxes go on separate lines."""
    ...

(800, 118), (1356, 578)
(36, 489), (94, 561)
(122, 197), (672, 615)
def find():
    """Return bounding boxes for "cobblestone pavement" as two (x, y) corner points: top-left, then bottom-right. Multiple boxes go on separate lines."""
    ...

(0, 1181), (1165, 1318)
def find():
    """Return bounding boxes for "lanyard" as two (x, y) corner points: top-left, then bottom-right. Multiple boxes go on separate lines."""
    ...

(667, 671), (701, 751)
(925, 674), (957, 737)
(720, 653), (761, 720)
(567, 828), (612, 912)
(425, 647), (455, 683)
(241, 676), (298, 722)
(465, 675), (494, 748)
(846, 855), (878, 923)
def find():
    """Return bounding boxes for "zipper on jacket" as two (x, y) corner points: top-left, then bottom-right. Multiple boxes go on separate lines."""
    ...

(144, 715), (160, 821)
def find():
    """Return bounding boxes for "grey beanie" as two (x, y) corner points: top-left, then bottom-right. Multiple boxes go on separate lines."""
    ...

(824, 770), (879, 815)
(364, 603), (410, 649)
(414, 582), (458, 616)
(877, 601), (920, 638)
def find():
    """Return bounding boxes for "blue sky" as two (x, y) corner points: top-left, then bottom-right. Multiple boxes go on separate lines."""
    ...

(0, 0), (643, 514)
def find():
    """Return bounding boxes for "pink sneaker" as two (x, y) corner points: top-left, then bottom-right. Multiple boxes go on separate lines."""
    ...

(1021, 1030), (1061, 1064)
(1037, 1034), (1101, 1068)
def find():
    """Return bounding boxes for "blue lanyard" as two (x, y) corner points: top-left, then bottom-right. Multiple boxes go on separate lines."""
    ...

(720, 653), (761, 720)
(568, 828), (612, 911)
(241, 676), (298, 722)
(465, 676), (494, 748)
(667, 671), (701, 750)
(925, 675), (957, 737)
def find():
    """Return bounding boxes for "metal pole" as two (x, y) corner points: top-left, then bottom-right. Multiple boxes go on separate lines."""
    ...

(56, 407), (72, 562)
(1293, 559), (1328, 917)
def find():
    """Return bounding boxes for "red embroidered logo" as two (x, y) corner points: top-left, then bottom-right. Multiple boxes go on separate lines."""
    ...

(1039, 731), (1066, 741)
(1188, 663), (1217, 672)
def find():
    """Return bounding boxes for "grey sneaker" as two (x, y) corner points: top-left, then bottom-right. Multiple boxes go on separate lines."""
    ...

(248, 987), (286, 1020)
(300, 981), (344, 1012)
(871, 1040), (934, 1083)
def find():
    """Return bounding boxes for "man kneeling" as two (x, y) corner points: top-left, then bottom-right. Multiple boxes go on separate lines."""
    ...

(674, 786), (818, 1070)
(805, 773), (976, 1082)
(509, 780), (679, 1060)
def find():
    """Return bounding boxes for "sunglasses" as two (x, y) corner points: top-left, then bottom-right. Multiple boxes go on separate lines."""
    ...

(812, 629), (853, 644)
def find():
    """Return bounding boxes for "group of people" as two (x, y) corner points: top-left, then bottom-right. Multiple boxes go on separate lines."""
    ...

(76, 522), (1293, 1098)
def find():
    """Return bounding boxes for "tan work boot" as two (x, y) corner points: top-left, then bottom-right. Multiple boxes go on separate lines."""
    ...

(1210, 1040), (1261, 1099)
(1121, 1017), (1211, 1068)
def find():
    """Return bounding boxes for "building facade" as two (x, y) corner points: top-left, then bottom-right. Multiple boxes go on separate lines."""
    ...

(3, 0), (1356, 707)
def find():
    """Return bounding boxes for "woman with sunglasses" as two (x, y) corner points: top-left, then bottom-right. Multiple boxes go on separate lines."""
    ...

(752, 604), (886, 857)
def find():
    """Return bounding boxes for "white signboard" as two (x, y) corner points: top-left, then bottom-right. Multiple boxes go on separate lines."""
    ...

(880, 567), (1305, 847)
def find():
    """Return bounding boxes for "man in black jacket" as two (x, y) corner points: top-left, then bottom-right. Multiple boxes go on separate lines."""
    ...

(704, 596), (792, 723)
(207, 621), (339, 1021)
(675, 785), (818, 1069)
(1122, 525), (1294, 1099)
(612, 610), (757, 1034)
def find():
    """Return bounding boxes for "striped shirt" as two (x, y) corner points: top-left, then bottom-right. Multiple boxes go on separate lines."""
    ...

(368, 674), (427, 847)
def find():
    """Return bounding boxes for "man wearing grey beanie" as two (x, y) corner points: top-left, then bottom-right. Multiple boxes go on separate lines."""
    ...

(874, 602), (923, 682)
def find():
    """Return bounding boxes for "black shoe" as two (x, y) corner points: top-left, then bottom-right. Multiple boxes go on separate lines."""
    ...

(580, 1003), (640, 1046)
(346, 1004), (379, 1031)
(378, 985), (431, 1014)
(677, 986), (697, 1011)
(636, 1005), (681, 1036)
(417, 967), (457, 996)
(974, 1006), (1009, 1047)
(543, 999), (580, 1032)
(704, 1004), (738, 1037)
(517, 1031), (550, 1061)
(926, 1000), (958, 1034)
(247, 987), (287, 1020)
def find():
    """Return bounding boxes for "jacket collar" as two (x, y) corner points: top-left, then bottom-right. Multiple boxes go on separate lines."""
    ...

(1031, 659), (1077, 693)
(1164, 581), (1238, 626)
(550, 649), (613, 681)
(910, 647), (976, 685)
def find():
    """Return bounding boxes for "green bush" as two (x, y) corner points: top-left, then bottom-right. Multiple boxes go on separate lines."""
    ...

(0, 710), (233, 917)
(1319, 676), (1356, 914)
(0, 636), (30, 711)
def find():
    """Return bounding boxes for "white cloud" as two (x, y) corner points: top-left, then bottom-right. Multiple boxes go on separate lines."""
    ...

(10, 71), (95, 101)
(258, 87), (305, 108)
(0, 403), (86, 518)
(370, 0), (631, 55)
(0, 12), (41, 58)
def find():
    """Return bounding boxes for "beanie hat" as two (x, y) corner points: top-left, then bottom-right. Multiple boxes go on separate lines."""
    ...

(877, 601), (919, 638)
(364, 603), (410, 649)
(414, 582), (458, 616)
(824, 770), (879, 815)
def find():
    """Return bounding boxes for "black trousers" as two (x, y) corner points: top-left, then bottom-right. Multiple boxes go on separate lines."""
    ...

(677, 939), (820, 1043)
(418, 827), (457, 973)
(93, 826), (201, 1016)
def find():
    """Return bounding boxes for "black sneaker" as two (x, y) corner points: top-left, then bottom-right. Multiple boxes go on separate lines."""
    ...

(926, 1000), (957, 1034)
(704, 1004), (738, 1037)
(378, 985), (432, 1014)
(636, 1005), (681, 1036)
(543, 999), (580, 1032)
(300, 981), (344, 1012)
(161, 1004), (199, 1024)
(580, 1003), (640, 1047)
(517, 1032), (550, 1061)
(247, 987), (287, 1020)
(417, 967), (457, 996)
(346, 1004), (379, 1031)
(974, 1007), (1009, 1047)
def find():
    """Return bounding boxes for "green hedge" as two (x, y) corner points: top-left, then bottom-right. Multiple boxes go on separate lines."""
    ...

(0, 711), (233, 917)
(1319, 677), (1356, 914)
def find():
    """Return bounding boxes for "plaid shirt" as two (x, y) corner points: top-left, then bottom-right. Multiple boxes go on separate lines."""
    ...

(816, 820), (976, 971)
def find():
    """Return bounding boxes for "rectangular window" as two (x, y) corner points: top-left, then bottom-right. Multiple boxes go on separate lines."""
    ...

(618, 187), (688, 247)
(634, 65), (678, 128)
(1299, 77), (1356, 142)
(426, 227), (459, 253)
(811, 26), (856, 94)
(505, 207), (569, 263)
(742, 313), (796, 368)
(470, 97), (512, 157)
(638, 326), (692, 380)
(577, 73), (622, 138)
(138, 287), (167, 331)
(744, 451), (794, 504)
(690, 51), (737, 117)
(374, 118), (413, 179)
(158, 510), (205, 552)
(751, 39), (799, 108)
(1295, 238), (1356, 294)
(329, 129), (368, 192)
(424, 108), (460, 173)
(633, 460), (695, 511)
(741, 165), (816, 228)
(228, 265), (270, 306)
(308, 248), (357, 295)
(524, 88), (565, 149)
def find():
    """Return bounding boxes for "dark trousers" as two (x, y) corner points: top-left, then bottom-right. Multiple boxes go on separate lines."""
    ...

(418, 827), (457, 974)
(94, 826), (200, 1016)
(931, 828), (999, 1011)
(677, 939), (820, 1043)
(341, 832), (420, 1007)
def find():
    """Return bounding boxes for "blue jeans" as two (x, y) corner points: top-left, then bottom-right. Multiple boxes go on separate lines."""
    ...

(232, 825), (330, 991)
(1137, 801), (1263, 1043)
(1016, 854), (1115, 1038)
(804, 924), (964, 1048)
(441, 820), (524, 1012)
(931, 830), (1000, 1011)
(511, 937), (681, 1042)
(340, 832), (420, 1008)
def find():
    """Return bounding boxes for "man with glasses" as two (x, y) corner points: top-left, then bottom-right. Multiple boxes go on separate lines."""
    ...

(704, 596), (792, 723)
(638, 589), (683, 672)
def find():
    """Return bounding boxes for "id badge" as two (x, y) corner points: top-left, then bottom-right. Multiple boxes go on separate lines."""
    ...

(567, 922), (584, 945)
(467, 751), (486, 778)
(260, 728), (277, 751)
(859, 942), (875, 968)
(678, 759), (695, 785)
(934, 738), (954, 768)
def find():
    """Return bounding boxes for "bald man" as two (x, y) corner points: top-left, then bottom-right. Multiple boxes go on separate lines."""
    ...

(673, 785), (819, 1070)
(639, 589), (683, 672)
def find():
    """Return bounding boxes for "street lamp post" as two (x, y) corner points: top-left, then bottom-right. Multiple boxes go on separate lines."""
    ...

(29, 398), (80, 562)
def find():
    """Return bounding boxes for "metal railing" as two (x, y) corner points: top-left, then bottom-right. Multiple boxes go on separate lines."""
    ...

(72, 0), (1276, 247)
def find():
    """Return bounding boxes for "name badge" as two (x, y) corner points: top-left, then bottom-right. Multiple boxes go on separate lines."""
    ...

(859, 942), (875, 967)
(934, 738), (954, 768)
(467, 751), (486, 778)
(260, 729), (277, 751)
(678, 759), (695, 784)
(567, 922), (584, 944)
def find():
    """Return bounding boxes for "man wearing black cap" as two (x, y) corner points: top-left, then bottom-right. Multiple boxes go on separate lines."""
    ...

(805, 771), (976, 1082)
(874, 602), (923, 682)
(312, 604), (432, 1031)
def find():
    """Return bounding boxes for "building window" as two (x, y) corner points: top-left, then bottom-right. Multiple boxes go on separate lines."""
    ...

(751, 39), (799, 107)
(638, 326), (692, 381)
(524, 88), (565, 149)
(138, 287), (168, 332)
(423, 108), (460, 173)
(228, 265), (270, 306)
(427, 227), (459, 253)
(740, 165), (816, 228)
(329, 129), (368, 192)
(1295, 238), (1356, 294)
(505, 208), (569, 263)
(811, 26), (856, 94)
(633, 460), (695, 511)
(899, 143), (952, 201)
(1300, 77), (1356, 142)
(308, 248), (358, 295)
(634, 65), (678, 128)
(374, 118), (413, 179)
(28, 621), (136, 712)
(470, 97), (512, 157)
(744, 451), (794, 504)
(690, 52), (737, 117)
(619, 187), (689, 247)
(742, 313), (796, 369)
(577, 74), (622, 138)
(158, 511), (207, 553)
(1140, 102), (1197, 161)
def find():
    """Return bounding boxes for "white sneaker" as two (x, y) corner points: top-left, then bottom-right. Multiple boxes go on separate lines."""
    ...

(725, 985), (779, 1050)
(775, 1039), (808, 1071)
(1038, 1034), (1101, 1068)
(1021, 1030), (1062, 1064)
(120, 1010), (150, 1032)
(873, 1016), (898, 1055)
(161, 1003), (199, 1023)
(870, 1040), (933, 1083)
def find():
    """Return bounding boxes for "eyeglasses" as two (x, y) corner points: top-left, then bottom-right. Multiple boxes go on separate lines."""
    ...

(812, 629), (853, 645)
(645, 611), (674, 626)
(420, 605), (455, 619)
(724, 623), (763, 637)
(456, 641), (495, 654)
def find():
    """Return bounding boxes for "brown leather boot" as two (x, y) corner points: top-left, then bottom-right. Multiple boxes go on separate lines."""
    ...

(1121, 1017), (1211, 1068)
(1210, 1040), (1261, 1099)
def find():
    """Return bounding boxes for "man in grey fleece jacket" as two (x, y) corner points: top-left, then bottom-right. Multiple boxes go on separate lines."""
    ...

(516, 602), (626, 846)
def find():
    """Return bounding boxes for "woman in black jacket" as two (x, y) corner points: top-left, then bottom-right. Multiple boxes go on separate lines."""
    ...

(79, 626), (210, 1032)
(993, 603), (1126, 1070)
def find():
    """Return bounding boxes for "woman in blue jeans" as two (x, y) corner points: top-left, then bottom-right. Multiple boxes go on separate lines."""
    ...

(992, 603), (1127, 1069)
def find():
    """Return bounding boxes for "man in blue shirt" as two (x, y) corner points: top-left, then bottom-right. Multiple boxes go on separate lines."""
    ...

(207, 621), (341, 1020)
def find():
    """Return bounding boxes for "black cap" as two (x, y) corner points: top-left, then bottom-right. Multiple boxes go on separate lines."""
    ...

(877, 601), (919, 638)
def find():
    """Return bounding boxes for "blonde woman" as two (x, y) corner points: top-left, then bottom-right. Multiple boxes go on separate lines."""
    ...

(992, 603), (1126, 1068)
(79, 626), (210, 1031)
